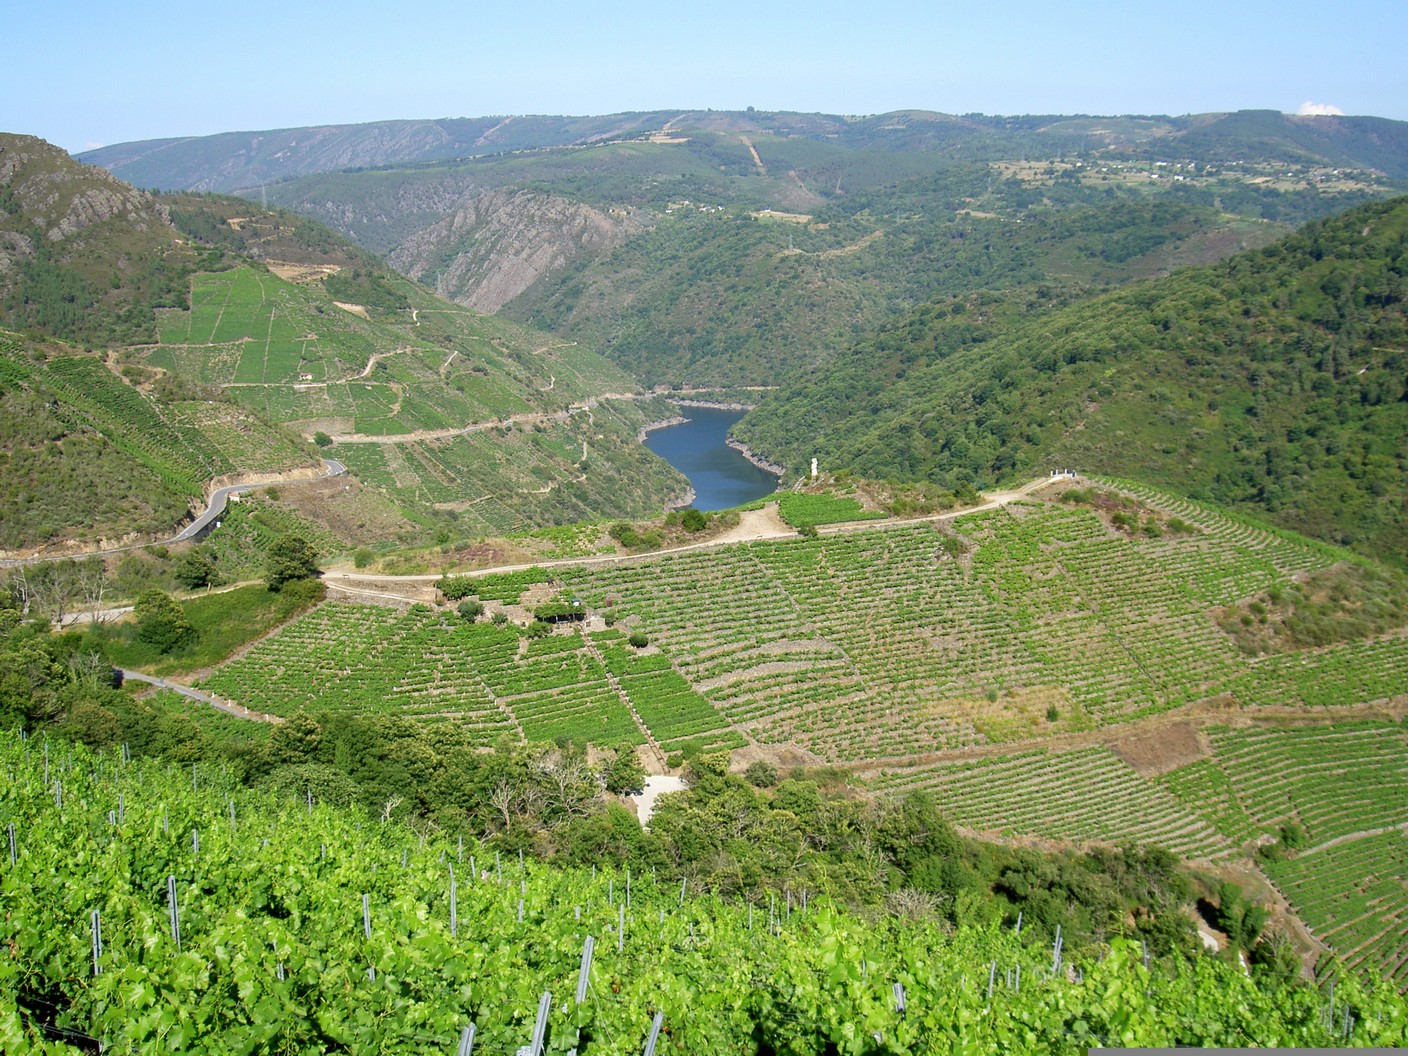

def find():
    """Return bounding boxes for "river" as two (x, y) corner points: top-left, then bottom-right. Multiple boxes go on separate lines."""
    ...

(643, 407), (779, 511)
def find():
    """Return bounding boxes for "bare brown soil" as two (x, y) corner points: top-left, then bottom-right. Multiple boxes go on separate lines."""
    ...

(271, 474), (419, 545)
(1113, 720), (1210, 776)
(265, 261), (340, 283)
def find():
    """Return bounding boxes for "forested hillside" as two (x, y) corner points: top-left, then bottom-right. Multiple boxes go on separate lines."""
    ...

(508, 168), (1289, 387)
(736, 196), (1408, 561)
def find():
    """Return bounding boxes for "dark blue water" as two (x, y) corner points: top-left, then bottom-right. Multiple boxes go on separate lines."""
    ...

(643, 407), (779, 511)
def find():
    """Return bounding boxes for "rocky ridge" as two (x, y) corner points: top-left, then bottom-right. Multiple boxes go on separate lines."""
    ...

(388, 188), (640, 313)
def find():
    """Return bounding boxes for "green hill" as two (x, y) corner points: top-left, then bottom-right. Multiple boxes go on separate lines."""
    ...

(80, 109), (1408, 195)
(73, 110), (1408, 388)
(254, 121), (1399, 388)
(0, 136), (688, 550)
(0, 327), (320, 553)
(736, 196), (1408, 561)
(0, 133), (193, 345)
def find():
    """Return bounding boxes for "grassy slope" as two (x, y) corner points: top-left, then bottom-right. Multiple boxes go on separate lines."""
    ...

(0, 331), (315, 551)
(736, 196), (1408, 562)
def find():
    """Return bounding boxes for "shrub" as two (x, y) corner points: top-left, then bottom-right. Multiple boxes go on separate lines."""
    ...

(457, 600), (484, 621)
(628, 631), (649, 648)
(352, 548), (374, 569)
(745, 759), (779, 787)
(134, 590), (196, 653)
(439, 575), (479, 600)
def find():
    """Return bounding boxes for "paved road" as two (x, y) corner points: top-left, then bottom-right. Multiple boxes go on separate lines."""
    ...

(120, 669), (283, 723)
(1, 460), (346, 566)
(174, 459), (346, 542)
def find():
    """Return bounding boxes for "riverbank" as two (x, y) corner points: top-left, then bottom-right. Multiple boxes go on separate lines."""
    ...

(667, 398), (757, 412)
(664, 486), (697, 512)
(637, 416), (689, 442)
(725, 439), (786, 477)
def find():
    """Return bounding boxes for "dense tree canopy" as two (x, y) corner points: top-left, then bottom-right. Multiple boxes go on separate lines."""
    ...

(265, 534), (320, 591)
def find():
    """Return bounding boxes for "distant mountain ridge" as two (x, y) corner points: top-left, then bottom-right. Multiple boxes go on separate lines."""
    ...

(79, 109), (1408, 194)
(72, 110), (1408, 392)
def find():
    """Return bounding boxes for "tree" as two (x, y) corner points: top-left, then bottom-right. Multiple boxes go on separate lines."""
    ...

(74, 558), (111, 625)
(134, 590), (195, 653)
(26, 561), (79, 625)
(265, 535), (320, 591)
(173, 548), (218, 590)
(681, 508), (707, 532)
(604, 746), (646, 795)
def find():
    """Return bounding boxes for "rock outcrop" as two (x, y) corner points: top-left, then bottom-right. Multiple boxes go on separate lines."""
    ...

(388, 188), (640, 313)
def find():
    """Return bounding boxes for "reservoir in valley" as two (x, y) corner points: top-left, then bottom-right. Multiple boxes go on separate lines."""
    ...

(643, 406), (779, 511)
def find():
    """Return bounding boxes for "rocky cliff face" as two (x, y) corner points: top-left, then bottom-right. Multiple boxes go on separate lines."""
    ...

(0, 134), (173, 274)
(388, 188), (640, 313)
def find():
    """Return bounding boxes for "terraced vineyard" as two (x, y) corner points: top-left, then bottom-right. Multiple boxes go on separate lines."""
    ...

(198, 604), (646, 747)
(150, 266), (623, 429)
(202, 490), (1407, 764)
(871, 746), (1235, 860)
(1, 339), (309, 495)
(1157, 722), (1408, 984)
(144, 265), (688, 531)
(557, 495), (1401, 761)
(332, 402), (683, 535)
(192, 485), (1408, 987)
(1269, 832), (1408, 987)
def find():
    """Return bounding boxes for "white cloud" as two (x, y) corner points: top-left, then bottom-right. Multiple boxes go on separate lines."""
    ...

(1296, 101), (1345, 117)
(83, 141), (104, 150)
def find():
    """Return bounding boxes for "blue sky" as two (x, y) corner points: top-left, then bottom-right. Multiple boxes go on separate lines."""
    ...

(6, 0), (1406, 152)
